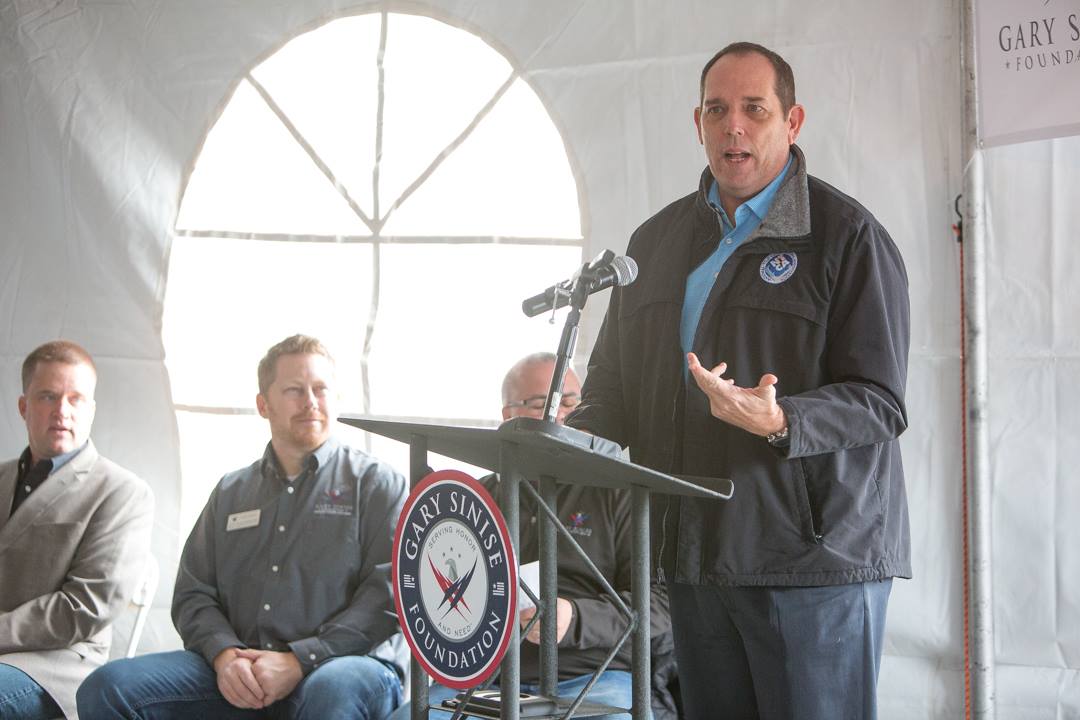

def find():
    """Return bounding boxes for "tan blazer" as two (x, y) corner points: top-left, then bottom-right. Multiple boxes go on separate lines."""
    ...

(0, 440), (154, 719)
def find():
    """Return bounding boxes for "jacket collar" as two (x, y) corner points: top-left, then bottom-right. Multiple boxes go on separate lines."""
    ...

(694, 143), (812, 242)
(0, 440), (98, 543)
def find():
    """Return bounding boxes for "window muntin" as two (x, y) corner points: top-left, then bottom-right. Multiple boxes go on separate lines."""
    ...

(165, 11), (584, 533)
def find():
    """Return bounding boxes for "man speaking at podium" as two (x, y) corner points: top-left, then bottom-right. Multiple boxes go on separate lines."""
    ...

(566, 42), (911, 719)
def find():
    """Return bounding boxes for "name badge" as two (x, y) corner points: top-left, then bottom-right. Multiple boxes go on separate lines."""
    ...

(226, 509), (261, 532)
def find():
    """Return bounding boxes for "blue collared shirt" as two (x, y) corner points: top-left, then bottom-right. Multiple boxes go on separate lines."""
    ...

(680, 153), (793, 357)
(47, 443), (84, 474)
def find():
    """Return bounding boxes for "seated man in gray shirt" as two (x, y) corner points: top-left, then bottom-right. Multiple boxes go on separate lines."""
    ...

(78, 334), (408, 719)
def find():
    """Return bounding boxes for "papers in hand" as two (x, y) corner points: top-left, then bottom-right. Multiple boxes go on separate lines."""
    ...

(517, 560), (541, 612)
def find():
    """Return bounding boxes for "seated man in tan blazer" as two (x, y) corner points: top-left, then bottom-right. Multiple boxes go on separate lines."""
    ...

(0, 340), (154, 720)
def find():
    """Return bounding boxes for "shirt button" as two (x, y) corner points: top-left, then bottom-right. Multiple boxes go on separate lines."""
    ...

(286, 486), (295, 494)
(271, 565), (279, 573)
(23, 485), (31, 493)
(278, 525), (286, 532)
(263, 603), (271, 611)
(309, 653), (317, 661)
(726, 238), (733, 245)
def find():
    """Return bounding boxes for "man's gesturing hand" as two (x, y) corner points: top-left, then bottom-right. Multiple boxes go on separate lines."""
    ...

(686, 352), (786, 437)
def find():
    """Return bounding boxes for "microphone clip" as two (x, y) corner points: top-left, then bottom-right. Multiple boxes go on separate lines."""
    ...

(568, 249), (617, 299)
(549, 284), (571, 324)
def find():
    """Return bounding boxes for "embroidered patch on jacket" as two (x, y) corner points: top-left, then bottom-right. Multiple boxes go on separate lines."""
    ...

(759, 252), (798, 284)
(567, 512), (592, 537)
(314, 487), (353, 516)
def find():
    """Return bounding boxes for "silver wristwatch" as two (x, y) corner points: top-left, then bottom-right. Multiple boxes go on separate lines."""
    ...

(766, 425), (790, 446)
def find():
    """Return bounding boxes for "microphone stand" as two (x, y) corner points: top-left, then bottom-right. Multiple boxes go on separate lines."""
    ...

(530, 252), (619, 705)
(542, 262), (597, 423)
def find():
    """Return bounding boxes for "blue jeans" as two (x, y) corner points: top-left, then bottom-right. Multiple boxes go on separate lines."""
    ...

(0, 663), (63, 720)
(669, 580), (892, 720)
(391, 670), (632, 720)
(76, 650), (402, 719)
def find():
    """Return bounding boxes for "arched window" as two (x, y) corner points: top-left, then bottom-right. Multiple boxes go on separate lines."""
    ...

(163, 12), (583, 531)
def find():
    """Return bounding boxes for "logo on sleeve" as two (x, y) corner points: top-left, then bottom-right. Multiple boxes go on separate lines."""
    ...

(759, 252), (798, 284)
(393, 470), (516, 690)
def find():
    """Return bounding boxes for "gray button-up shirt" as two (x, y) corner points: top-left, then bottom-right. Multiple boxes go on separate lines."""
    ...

(172, 436), (407, 676)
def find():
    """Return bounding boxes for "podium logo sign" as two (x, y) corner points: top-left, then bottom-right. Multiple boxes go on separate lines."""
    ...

(393, 470), (517, 689)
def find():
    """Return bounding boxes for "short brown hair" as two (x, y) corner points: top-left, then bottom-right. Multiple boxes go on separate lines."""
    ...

(257, 334), (334, 395)
(699, 42), (796, 113)
(22, 340), (97, 392)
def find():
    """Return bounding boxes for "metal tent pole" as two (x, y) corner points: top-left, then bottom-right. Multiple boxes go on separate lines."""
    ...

(961, 0), (995, 716)
(410, 435), (430, 720)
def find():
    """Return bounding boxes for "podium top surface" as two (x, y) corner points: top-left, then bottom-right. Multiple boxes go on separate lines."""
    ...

(339, 416), (731, 500)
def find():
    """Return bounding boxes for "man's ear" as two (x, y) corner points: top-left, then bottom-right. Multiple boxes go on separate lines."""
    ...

(18, 395), (27, 421)
(501, 406), (512, 422)
(256, 393), (269, 419)
(786, 103), (806, 144)
(693, 105), (704, 145)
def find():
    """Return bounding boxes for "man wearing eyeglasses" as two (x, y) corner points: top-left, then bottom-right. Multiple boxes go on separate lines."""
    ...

(487, 353), (679, 717)
(500, 352), (584, 424)
(401, 353), (676, 720)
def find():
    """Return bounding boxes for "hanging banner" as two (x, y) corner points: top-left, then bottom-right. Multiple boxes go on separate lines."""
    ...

(976, 0), (1080, 147)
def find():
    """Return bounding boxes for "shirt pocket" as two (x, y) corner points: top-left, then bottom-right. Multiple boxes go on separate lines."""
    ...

(297, 516), (364, 594)
(302, 513), (361, 553)
(725, 291), (826, 327)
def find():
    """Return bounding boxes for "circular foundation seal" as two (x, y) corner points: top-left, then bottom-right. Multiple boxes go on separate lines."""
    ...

(392, 469), (517, 689)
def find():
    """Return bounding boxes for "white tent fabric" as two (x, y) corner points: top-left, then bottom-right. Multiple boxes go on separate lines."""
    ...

(1, 1), (1077, 717)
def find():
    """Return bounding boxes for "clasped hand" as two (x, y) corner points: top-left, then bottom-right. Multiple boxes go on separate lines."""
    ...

(213, 647), (303, 709)
(686, 352), (786, 437)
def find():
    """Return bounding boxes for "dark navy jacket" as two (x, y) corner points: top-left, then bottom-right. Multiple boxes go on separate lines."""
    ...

(567, 146), (911, 587)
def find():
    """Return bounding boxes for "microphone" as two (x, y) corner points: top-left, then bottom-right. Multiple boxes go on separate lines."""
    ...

(522, 253), (638, 317)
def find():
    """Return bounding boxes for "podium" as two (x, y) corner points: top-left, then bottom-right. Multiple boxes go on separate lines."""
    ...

(340, 415), (732, 720)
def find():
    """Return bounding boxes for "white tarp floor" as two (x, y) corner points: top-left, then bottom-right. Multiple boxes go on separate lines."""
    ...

(2, 2), (1078, 717)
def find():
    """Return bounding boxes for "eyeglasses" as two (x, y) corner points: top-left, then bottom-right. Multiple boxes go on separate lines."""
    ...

(504, 394), (581, 411)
